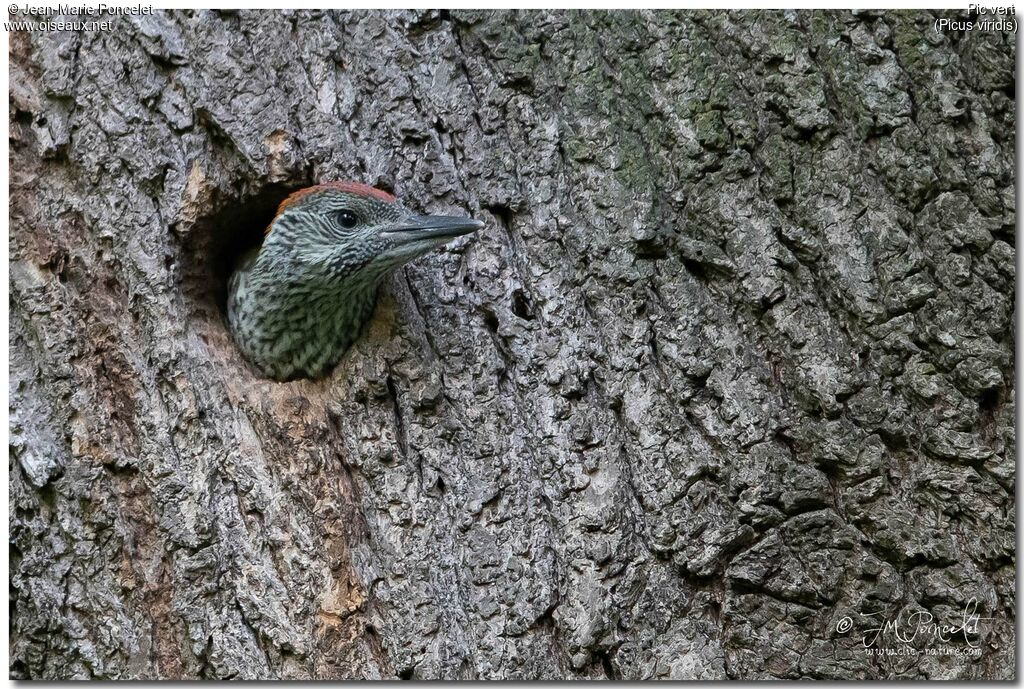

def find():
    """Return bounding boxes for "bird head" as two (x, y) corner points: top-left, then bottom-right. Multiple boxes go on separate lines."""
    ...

(262, 181), (483, 282)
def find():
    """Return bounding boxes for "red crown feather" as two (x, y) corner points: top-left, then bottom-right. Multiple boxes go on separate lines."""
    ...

(268, 181), (397, 234)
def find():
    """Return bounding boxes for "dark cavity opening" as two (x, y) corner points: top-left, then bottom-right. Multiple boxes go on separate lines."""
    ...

(178, 182), (302, 325)
(511, 289), (535, 321)
(978, 386), (1000, 415)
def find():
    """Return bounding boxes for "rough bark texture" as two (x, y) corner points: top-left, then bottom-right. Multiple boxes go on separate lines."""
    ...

(9, 9), (1016, 680)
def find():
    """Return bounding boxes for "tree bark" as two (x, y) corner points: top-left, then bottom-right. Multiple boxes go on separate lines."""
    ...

(9, 9), (1015, 680)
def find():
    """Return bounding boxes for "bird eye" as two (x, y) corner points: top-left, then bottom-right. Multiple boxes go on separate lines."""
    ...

(335, 210), (359, 229)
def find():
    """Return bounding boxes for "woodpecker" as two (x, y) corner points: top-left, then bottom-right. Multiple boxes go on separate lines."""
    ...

(227, 182), (483, 381)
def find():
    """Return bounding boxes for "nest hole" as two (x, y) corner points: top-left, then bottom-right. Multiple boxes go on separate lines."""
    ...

(179, 182), (301, 325)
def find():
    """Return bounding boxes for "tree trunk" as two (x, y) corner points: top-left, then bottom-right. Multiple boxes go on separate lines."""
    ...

(9, 9), (1015, 680)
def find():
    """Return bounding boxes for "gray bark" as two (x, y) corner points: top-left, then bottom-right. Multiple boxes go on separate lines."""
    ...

(9, 9), (1015, 680)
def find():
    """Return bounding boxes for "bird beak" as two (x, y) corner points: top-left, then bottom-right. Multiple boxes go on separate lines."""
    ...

(382, 214), (484, 244)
